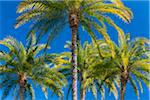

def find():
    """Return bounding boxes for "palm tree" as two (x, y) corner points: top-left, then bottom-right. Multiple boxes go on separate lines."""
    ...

(76, 41), (119, 100)
(54, 41), (119, 100)
(0, 33), (66, 100)
(118, 33), (150, 100)
(99, 32), (150, 100)
(15, 0), (132, 99)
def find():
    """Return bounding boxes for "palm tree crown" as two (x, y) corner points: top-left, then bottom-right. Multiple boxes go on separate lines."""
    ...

(0, 33), (66, 100)
(101, 32), (150, 100)
(15, 0), (132, 45)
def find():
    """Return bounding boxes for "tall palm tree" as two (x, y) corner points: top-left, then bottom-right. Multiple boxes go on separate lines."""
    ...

(54, 41), (119, 100)
(75, 41), (119, 100)
(0, 33), (66, 100)
(15, 0), (132, 99)
(117, 33), (150, 100)
(99, 32), (150, 100)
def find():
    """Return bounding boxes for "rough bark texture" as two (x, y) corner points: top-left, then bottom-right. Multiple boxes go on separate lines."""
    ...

(19, 74), (26, 100)
(69, 11), (79, 100)
(120, 70), (129, 100)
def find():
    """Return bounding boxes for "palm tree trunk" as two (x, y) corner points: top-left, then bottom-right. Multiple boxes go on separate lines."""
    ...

(71, 25), (78, 100)
(80, 71), (86, 100)
(80, 78), (86, 100)
(19, 74), (26, 100)
(120, 70), (128, 100)
(80, 87), (86, 100)
(120, 80), (127, 100)
(69, 12), (79, 100)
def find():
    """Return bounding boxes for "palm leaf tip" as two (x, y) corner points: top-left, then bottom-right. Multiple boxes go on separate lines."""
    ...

(111, 0), (133, 23)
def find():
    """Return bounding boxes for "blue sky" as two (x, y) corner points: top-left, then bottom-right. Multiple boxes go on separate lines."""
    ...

(0, 0), (149, 100)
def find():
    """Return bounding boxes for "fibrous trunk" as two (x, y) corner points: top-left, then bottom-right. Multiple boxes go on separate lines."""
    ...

(120, 70), (128, 100)
(19, 74), (26, 100)
(69, 11), (79, 100)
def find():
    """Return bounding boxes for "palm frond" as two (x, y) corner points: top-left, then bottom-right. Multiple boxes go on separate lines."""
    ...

(129, 76), (140, 100)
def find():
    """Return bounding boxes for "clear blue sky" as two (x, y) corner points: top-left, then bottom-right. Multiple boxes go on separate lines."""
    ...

(0, 0), (149, 100)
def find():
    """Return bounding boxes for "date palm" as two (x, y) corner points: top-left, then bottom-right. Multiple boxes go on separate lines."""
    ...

(0, 33), (66, 100)
(15, 0), (132, 99)
(54, 41), (120, 100)
(101, 32), (150, 100)
(76, 41), (119, 100)
(117, 33), (150, 100)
